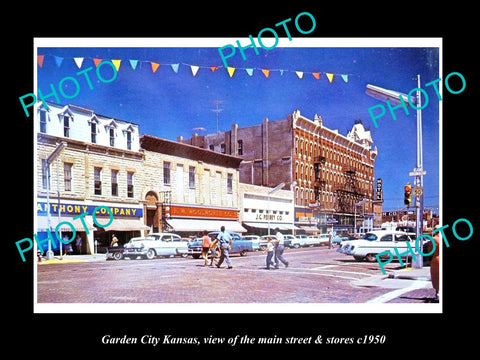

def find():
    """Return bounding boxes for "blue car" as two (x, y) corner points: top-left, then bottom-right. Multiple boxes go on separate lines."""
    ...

(188, 231), (253, 259)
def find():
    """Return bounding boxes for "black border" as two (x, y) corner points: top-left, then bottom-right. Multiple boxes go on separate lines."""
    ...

(7, 5), (476, 355)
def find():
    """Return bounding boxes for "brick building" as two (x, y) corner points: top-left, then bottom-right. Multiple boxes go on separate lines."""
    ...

(178, 110), (380, 234)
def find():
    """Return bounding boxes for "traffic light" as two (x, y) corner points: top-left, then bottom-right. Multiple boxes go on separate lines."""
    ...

(404, 183), (412, 206)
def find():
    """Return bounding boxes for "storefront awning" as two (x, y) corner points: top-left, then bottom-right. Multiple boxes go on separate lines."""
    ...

(166, 219), (247, 233)
(243, 222), (300, 231)
(101, 218), (150, 231)
(36, 216), (95, 232)
(297, 224), (320, 233)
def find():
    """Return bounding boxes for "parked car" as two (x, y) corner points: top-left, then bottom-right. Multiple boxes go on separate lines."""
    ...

(242, 235), (261, 251)
(282, 234), (295, 248)
(291, 234), (309, 248)
(318, 234), (330, 246)
(305, 235), (322, 246)
(337, 230), (414, 262)
(259, 235), (276, 251)
(123, 233), (189, 259)
(188, 231), (253, 258)
(331, 234), (356, 246)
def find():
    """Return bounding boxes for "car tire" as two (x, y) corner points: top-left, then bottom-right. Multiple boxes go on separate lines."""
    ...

(240, 250), (248, 256)
(293, 244), (300, 249)
(145, 249), (156, 260)
(365, 253), (377, 262)
(113, 252), (123, 260)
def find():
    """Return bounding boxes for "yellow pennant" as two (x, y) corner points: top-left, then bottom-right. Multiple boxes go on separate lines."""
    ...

(111, 59), (122, 71)
(227, 67), (236, 78)
(326, 73), (334, 83)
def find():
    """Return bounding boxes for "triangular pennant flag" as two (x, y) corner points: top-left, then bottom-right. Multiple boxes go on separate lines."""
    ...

(129, 59), (139, 70)
(245, 68), (254, 76)
(279, 70), (285, 76)
(93, 58), (103, 67)
(312, 72), (320, 80)
(74, 57), (84, 69)
(326, 73), (334, 83)
(210, 66), (219, 72)
(227, 67), (236, 78)
(171, 63), (180, 73)
(341, 74), (349, 83)
(261, 69), (270, 78)
(37, 55), (45, 67)
(54, 56), (64, 67)
(111, 59), (121, 71)
(151, 62), (160, 73)
(296, 71), (304, 79)
(190, 65), (200, 76)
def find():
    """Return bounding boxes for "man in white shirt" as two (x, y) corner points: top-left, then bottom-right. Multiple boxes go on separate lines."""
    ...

(274, 227), (289, 269)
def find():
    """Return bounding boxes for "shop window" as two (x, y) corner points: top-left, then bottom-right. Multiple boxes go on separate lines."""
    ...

(39, 110), (47, 133)
(111, 169), (119, 196)
(163, 162), (171, 185)
(91, 122), (97, 143)
(227, 173), (233, 193)
(94, 167), (102, 195)
(63, 116), (70, 138)
(237, 140), (243, 155)
(127, 172), (134, 198)
(189, 166), (195, 188)
(64, 163), (72, 192)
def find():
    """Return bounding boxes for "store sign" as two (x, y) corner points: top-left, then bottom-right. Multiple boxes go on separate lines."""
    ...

(37, 202), (143, 217)
(170, 205), (237, 219)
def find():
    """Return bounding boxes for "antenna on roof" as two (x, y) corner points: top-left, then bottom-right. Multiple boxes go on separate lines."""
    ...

(211, 100), (224, 133)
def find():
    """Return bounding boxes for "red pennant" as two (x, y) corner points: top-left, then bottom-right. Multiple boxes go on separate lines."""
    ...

(93, 58), (103, 67)
(38, 55), (45, 67)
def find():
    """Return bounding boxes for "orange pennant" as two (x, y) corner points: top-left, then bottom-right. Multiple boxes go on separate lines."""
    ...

(312, 72), (320, 80)
(210, 66), (219, 72)
(37, 55), (45, 67)
(261, 69), (270, 78)
(151, 62), (160, 73)
(93, 58), (103, 67)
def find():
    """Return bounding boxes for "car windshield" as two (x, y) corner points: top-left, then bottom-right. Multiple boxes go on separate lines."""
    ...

(361, 233), (378, 241)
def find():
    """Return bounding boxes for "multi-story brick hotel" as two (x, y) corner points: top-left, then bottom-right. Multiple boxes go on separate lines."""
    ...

(178, 110), (381, 234)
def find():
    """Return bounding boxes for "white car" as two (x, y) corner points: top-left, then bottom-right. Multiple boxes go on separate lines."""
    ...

(123, 233), (189, 259)
(291, 234), (309, 248)
(242, 235), (261, 251)
(337, 230), (414, 262)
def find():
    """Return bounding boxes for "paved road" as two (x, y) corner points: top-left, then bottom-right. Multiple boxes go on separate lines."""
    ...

(36, 246), (436, 305)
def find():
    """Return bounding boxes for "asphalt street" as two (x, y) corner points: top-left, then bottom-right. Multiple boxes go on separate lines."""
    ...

(36, 246), (437, 306)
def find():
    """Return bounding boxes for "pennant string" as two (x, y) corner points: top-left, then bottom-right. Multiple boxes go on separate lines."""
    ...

(37, 53), (353, 83)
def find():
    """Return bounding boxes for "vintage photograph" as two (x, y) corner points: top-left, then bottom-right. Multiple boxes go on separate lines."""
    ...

(32, 38), (442, 312)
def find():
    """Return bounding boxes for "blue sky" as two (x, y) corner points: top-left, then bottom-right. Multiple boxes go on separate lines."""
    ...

(36, 40), (440, 212)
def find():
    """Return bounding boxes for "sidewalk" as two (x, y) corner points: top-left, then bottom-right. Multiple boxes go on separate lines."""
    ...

(37, 253), (106, 265)
(353, 266), (432, 288)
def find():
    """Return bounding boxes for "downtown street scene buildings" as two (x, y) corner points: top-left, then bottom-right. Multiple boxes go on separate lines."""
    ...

(36, 102), (383, 254)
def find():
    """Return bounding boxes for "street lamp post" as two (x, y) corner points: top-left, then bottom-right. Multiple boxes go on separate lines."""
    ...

(354, 199), (368, 235)
(44, 141), (67, 260)
(366, 76), (426, 268)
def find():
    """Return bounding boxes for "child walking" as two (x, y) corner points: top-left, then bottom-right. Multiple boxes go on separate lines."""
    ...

(263, 237), (276, 270)
(201, 230), (211, 266)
